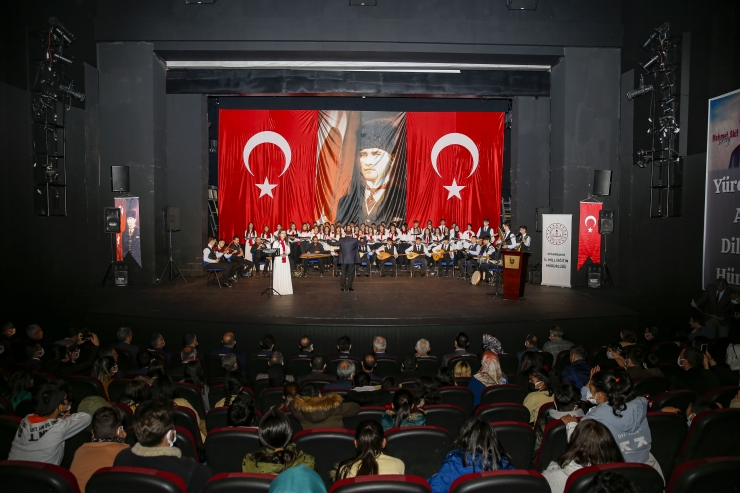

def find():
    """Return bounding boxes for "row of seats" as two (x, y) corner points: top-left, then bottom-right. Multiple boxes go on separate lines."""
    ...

(3, 458), (740, 493)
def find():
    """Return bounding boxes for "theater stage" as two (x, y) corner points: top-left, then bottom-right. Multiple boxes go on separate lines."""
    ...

(83, 274), (639, 357)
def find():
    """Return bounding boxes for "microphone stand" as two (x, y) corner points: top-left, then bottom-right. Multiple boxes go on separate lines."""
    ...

(260, 253), (281, 297)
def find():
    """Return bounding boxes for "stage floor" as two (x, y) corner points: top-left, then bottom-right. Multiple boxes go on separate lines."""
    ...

(86, 272), (637, 327)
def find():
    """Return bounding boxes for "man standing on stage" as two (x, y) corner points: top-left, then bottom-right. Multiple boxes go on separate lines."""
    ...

(338, 226), (359, 291)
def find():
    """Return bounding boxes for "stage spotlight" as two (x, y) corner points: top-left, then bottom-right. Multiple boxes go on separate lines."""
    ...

(48, 17), (75, 45)
(59, 83), (85, 102)
(640, 22), (670, 50)
(640, 54), (660, 71)
(52, 52), (74, 66)
(626, 84), (654, 101)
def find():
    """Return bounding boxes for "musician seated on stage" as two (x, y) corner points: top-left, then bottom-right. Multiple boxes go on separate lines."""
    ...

(203, 236), (238, 287)
(434, 237), (455, 277)
(358, 236), (373, 277)
(498, 220), (517, 250)
(457, 236), (482, 279)
(375, 238), (399, 277)
(518, 225), (531, 252)
(302, 236), (328, 277)
(228, 235), (254, 277)
(476, 236), (498, 282)
(405, 237), (430, 277)
(250, 237), (270, 277)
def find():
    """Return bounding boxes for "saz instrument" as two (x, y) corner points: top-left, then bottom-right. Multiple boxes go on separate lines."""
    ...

(406, 251), (426, 260)
(300, 253), (332, 259)
(376, 251), (406, 261)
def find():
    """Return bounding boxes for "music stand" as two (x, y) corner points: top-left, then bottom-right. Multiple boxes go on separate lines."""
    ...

(260, 249), (280, 297)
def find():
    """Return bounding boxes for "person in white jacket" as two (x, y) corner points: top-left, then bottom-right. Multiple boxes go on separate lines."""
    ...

(542, 419), (624, 493)
(9, 380), (92, 465)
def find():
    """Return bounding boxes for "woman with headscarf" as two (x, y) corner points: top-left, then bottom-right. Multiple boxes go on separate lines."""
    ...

(468, 335), (506, 407)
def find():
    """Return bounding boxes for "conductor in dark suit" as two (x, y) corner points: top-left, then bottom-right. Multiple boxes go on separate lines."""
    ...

(692, 277), (732, 338)
(122, 210), (142, 267)
(338, 226), (359, 291)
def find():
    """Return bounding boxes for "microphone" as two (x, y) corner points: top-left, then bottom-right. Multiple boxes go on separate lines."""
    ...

(59, 84), (85, 102)
(626, 85), (654, 101)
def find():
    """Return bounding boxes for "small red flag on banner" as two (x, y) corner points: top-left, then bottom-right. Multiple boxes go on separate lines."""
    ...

(577, 201), (603, 270)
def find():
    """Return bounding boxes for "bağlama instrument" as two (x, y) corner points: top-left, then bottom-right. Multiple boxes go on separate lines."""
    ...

(376, 251), (406, 261)
(406, 251), (426, 260)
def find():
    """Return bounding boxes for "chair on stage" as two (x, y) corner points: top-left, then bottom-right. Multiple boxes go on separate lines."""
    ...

(204, 263), (226, 288)
(410, 260), (426, 278)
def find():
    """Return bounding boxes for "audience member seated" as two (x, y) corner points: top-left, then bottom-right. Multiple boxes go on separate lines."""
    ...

(0, 321), (17, 365)
(687, 316), (717, 340)
(297, 354), (336, 383)
(613, 346), (661, 379)
(644, 326), (661, 343)
(468, 336), (506, 406)
(415, 338), (435, 359)
(542, 420), (625, 493)
(428, 417), (514, 493)
(454, 361), (472, 378)
(281, 382), (301, 409)
(334, 420), (405, 480)
(372, 336), (394, 359)
(20, 342), (44, 368)
(149, 332), (173, 361)
(269, 464), (326, 493)
(43, 335), (100, 377)
(334, 335), (361, 362)
(253, 333), (276, 358)
(297, 335), (314, 355)
(211, 332), (247, 376)
(441, 332), (474, 368)
(127, 350), (153, 376)
(661, 395), (720, 428)
(9, 380), (92, 464)
(228, 391), (258, 427)
(543, 326), (575, 361)
(413, 377), (443, 407)
(670, 346), (721, 395)
(290, 383), (361, 430)
(325, 360), (357, 390)
(517, 333), (541, 365)
(91, 355), (118, 400)
(221, 353), (239, 373)
(181, 359), (210, 413)
(435, 367), (456, 387)
(360, 354), (383, 383)
(173, 346), (197, 378)
(515, 350), (546, 387)
(13, 324), (44, 361)
(561, 346), (592, 389)
(183, 332), (198, 351)
(152, 375), (206, 442)
(401, 354), (421, 379)
(112, 326), (139, 359)
(113, 399), (212, 493)
(78, 395), (112, 417)
(257, 351), (295, 385)
(69, 406), (130, 492)
(523, 367), (556, 423)
(119, 379), (152, 413)
(562, 367), (663, 480)
(134, 356), (167, 386)
(345, 371), (392, 406)
(214, 370), (246, 407)
(533, 383), (584, 457)
(381, 377), (396, 389)
(381, 388), (425, 431)
(2, 370), (33, 409)
(242, 408), (315, 474)
(618, 328), (637, 348)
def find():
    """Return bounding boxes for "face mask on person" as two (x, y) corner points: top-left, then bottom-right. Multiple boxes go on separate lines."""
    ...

(6, 329), (15, 337)
(606, 351), (615, 360)
(732, 299), (739, 305)
(645, 333), (652, 340)
(167, 430), (176, 447)
(111, 365), (118, 376)
(0, 345), (4, 355)
(687, 413), (695, 428)
(533, 380), (545, 390)
(38, 348), (45, 358)
(585, 389), (598, 405)
(677, 357), (687, 368)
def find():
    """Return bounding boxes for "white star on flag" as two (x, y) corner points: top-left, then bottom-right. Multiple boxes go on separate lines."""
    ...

(588, 227), (593, 233)
(443, 178), (465, 200)
(255, 177), (277, 198)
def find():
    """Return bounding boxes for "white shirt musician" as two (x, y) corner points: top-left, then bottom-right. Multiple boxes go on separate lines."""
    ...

(498, 220), (516, 250)
(375, 238), (399, 277)
(518, 226), (531, 252)
(203, 237), (237, 286)
(461, 224), (475, 241)
(405, 238), (430, 276)
(436, 238), (455, 277)
(457, 238), (482, 279)
(302, 236), (328, 276)
(477, 219), (494, 240)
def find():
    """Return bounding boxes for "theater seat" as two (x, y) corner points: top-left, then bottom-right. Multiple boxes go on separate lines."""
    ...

(554, 350), (571, 378)
(385, 426), (453, 478)
(293, 428), (356, 487)
(416, 358), (440, 377)
(447, 355), (481, 375)
(440, 387), (475, 417)
(260, 387), (285, 414)
(174, 382), (206, 418)
(203, 472), (274, 493)
(107, 379), (134, 404)
(206, 407), (229, 432)
(205, 428), (262, 475)
(564, 463), (664, 493)
(174, 405), (204, 449)
(450, 470), (550, 493)
(175, 426), (201, 462)
(329, 475), (431, 493)
(646, 412), (687, 479)
(474, 403), (530, 424)
(87, 466), (186, 493)
(632, 376), (670, 400)
(343, 406), (386, 431)
(111, 402), (134, 428)
(489, 421), (536, 470)
(247, 357), (270, 378)
(651, 390), (697, 413)
(498, 354), (519, 375)
(666, 457), (740, 493)
(535, 417), (585, 472)
(651, 341), (680, 365)
(423, 404), (467, 438)
(0, 460), (81, 493)
(285, 356), (312, 378)
(66, 376), (107, 409)
(705, 386), (740, 408)
(678, 408), (740, 461)
(0, 397), (13, 416)
(480, 385), (528, 406)
(374, 358), (401, 378)
(116, 348), (137, 375)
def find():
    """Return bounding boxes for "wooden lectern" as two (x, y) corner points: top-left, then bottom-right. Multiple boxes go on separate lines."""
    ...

(501, 250), (530, 300)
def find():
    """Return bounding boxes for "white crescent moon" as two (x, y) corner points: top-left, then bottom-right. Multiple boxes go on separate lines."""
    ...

(430, 133), (479, 178)
(585, 215), (597, 227)
(242, 131), (292, 177)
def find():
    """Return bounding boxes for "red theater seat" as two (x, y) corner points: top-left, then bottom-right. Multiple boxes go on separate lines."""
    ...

(421, 404), (466, 438)
(329, 475), (431, 493)
(203, 472), (274, 493)
(678, 408), (740, 462)
(205, 428), (262, 475)
(87, 466), (186, 493)
(474, 403), (530, 424)
(0, 460), (80, 493)
(450, 470), (550, 493)
(480, 385), (528, 406)
(490, 421), (536, 470)
(536, 419), (569, 472)
(646, 412), (686, 479)
(440, 386), (474, 417)
(385, 426), (453, 478)
(293, 428), (356, 487)
(564, 463), (664, 493)
(343, 406), (386, 431)
(666, 457), (740, 493)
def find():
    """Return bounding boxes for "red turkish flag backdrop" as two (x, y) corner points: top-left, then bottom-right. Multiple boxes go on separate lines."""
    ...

(406, 112), (504, 229)
(577, 201), (603, 270)
(218, 110), (318, 240)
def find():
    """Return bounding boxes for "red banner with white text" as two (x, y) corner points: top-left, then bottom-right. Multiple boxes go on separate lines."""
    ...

(577, 201), (603, 270)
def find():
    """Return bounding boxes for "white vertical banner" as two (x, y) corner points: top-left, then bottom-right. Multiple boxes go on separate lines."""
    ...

(541, 214), (572, 287)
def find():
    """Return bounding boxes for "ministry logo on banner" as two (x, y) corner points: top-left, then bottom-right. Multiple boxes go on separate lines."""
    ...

(542, 214), (572, 288)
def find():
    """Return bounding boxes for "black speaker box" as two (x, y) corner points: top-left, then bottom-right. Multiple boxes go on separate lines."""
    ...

(587, 264), (602, 288)
(593, 170), (612, 196)
(113, 262), (128, 287)
(599, 210), (615, 234)
(111, 166), (130, 192)
(165, 206), (181, 231)
(104, 207), (121, 233)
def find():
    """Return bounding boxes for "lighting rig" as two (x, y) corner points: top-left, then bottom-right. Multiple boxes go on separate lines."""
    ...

(627, 22), (683, 218)
(30, 17), (84, 217)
